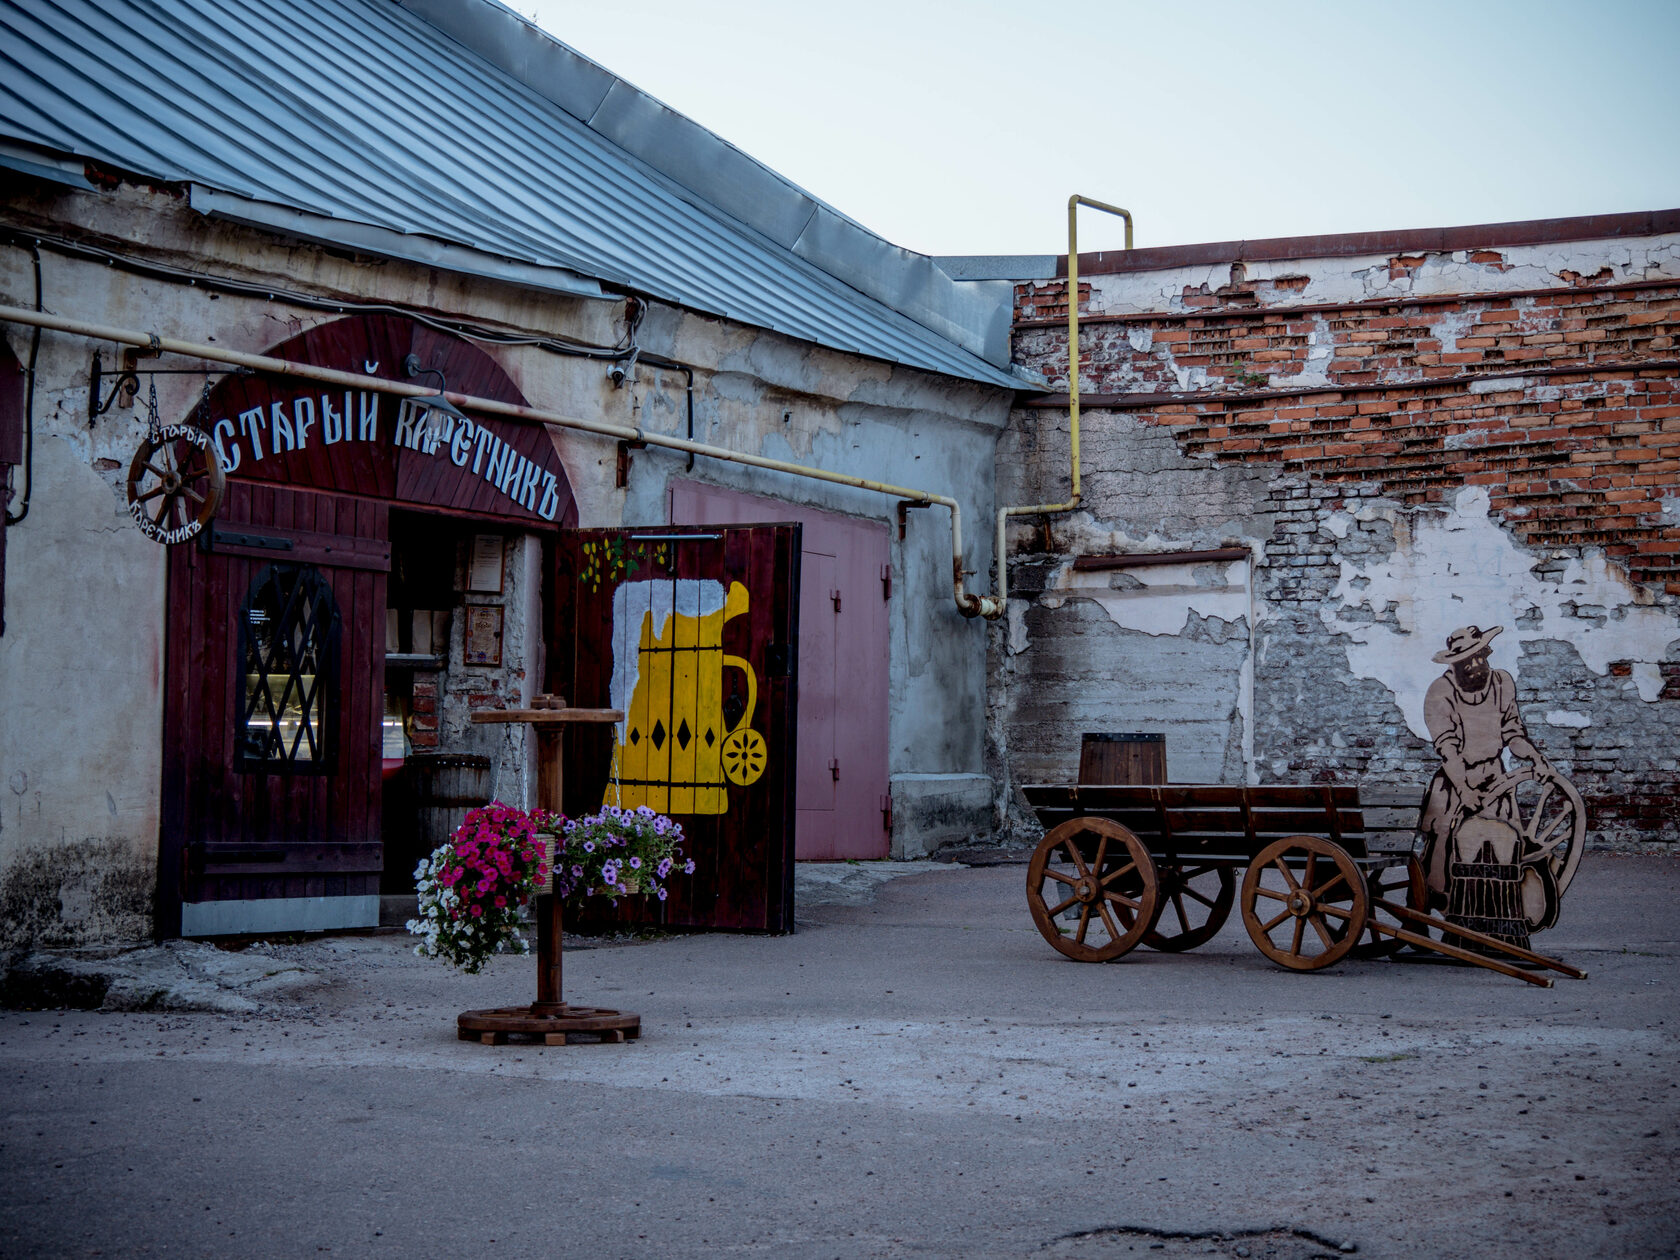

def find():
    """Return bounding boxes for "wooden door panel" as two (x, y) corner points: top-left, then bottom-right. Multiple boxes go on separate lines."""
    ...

(160, 482), (388, 937)
(667, 482), (890, 860)
(551, 524), (799, 932)
(829, 517), (890, 859)
(796, 549), (838, 827)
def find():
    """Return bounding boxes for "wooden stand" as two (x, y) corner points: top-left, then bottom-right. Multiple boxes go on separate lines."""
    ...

(455, 706), (639, 1046)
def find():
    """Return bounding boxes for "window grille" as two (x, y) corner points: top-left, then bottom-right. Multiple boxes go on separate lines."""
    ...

(237, 563), (340, 772)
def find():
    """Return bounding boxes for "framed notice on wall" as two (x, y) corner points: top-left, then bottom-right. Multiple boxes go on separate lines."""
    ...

(464, 605), (504, 667)
(468, 534), (505, 593)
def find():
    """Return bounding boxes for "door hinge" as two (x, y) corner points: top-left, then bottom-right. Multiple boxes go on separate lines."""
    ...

(881, 563), (892, 600)
(830, 757), (840, 782)
(880, 793), (892, 833)
(830, 588), (841, 613)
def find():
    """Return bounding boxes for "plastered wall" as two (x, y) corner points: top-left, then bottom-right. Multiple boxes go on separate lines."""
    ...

(0, 176), (1009, 943)
(995, 225), (1679, 849)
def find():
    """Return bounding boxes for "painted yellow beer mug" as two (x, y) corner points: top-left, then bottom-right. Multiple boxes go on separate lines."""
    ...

(607, 578), (767, 815)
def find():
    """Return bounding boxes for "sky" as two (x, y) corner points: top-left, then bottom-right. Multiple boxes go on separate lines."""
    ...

(524, 0), (1680, 259)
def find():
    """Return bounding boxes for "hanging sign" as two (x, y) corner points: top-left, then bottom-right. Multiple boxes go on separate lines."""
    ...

(204, 389), (566, 522)
(125, 423), (227, 545)
(191, 313), (576, 527)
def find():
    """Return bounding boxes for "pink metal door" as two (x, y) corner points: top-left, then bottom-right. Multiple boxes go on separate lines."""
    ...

(669, 482), (889, 859)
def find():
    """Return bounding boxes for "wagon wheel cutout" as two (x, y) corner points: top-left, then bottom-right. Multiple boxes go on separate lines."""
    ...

(1143, 863), (1235, 953)
(125, 424), (225, 544)
(1026, 817), (1160, 963)
(720, 727), (766, 786)
(1483, 767), (1586, 903)
(1356, 854), (1428, 958)
(1240, 835), (1368, 972)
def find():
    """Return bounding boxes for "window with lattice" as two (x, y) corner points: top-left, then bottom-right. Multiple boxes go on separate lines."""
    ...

(237, 564), (340, 772)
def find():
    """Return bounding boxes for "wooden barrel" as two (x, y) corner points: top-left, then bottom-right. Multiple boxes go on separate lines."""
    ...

(400, 753), (492, 882)
(1446, 860), (1530, 952)
(1079, 733), (1166, 785)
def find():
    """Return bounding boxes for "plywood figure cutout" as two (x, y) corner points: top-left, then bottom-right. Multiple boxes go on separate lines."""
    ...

(1416, 625), (1587, 949)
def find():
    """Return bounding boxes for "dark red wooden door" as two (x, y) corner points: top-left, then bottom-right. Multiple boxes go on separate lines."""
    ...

(158, 482), (388, 937)
(550, 525), (800, 932)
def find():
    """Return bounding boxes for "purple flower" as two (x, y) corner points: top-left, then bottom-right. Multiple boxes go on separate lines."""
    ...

(583, 840), (595, 853)
(683, 859), (696, 874)
(658, 858), (672, 877)
(603, 867), (617, 885)
(628, 856), (642, 869)
(657, 887), (668, 901)
(571, 865), (583, 878)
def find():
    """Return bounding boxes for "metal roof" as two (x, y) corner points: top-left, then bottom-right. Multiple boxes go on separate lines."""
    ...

(0, 0), (1031, 389)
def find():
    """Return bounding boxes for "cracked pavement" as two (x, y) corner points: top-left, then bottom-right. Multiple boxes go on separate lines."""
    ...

(2, 856), (1677, 1258)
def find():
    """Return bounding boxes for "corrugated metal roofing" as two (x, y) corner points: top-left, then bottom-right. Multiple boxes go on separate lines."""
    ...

(0, 0), (1028, 389)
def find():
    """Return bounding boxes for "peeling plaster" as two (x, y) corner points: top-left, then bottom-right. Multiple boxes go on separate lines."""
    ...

(1323, 487), (1680, 739)
(1082, 236), (1680, 317)
(1042, 559), (1250, 636)
(1006, 597), (1031, 657)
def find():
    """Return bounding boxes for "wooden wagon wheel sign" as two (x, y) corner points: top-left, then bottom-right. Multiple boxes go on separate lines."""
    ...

(125, 422), (225, 544)
(1025, 816), (1161, 963)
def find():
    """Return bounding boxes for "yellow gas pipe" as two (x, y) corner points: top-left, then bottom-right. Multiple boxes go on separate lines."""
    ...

(0, 304), (993, 617)
(1, 203), (1128, 622)
(981, 195), (1133, 621)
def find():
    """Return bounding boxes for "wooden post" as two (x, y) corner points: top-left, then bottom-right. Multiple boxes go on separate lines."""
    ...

(455, 706), (641, 1045)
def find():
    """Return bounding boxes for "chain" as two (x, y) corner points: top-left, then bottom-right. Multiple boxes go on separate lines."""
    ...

(144, 376), (162, 441)
(193, 378), (214, 434)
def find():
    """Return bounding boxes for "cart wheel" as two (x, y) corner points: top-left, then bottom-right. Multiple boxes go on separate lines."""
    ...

(1241, 835), (1368, 972)
(1512, 770), (1587, 898)
(1143, 863), (1235, 953)
(1357, 855), (1428, 957)
(1026, 817), (1160, 963)
(1520, 859), (1561, 933)
(125, 424), (225, 544)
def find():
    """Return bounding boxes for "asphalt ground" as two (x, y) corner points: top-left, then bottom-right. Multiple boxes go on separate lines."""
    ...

(2, 855), (1677, 1259)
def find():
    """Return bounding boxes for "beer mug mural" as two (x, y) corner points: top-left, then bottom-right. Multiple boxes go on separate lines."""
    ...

(606, 578), (768, 814)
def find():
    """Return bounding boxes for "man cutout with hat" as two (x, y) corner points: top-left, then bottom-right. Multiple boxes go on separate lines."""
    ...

(1417, 625), (1560, 907)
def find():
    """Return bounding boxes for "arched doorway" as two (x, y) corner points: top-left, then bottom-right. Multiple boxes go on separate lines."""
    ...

(158, 315), (574, 937)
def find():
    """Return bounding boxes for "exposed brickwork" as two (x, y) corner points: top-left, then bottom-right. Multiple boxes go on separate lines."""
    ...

(410, 677), (440, 750)
(1016, 279), (1680, 397)
(1015, 281), (1680, 596)
(1158, 373), (1676, 591)
(999, 234), (1680, 852)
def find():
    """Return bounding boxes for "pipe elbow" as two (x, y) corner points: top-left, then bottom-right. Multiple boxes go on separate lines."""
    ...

(954, 590), (1006, 620)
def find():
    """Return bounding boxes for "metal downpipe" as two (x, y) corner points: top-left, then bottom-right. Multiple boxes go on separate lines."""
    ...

(0, 304), (991, 617)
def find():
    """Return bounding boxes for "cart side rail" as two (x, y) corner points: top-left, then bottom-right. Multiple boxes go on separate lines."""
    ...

(1021, 783), (1369, 860)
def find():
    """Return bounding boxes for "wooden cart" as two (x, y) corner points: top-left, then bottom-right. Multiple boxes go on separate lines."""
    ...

(1021, 784), (1584, 987)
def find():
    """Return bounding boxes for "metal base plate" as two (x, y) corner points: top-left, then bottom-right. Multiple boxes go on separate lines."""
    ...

(457, 1004), (641, 1046)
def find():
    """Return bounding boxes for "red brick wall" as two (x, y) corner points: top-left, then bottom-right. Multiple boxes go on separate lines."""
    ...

(1015, 280), (1680, 594)
(1001, 243), (1679, 850)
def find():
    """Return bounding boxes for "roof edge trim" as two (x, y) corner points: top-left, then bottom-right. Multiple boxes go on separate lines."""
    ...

(189, 186), (607, 302)
(1059, 208), (1680, 277)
